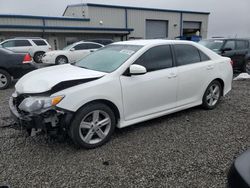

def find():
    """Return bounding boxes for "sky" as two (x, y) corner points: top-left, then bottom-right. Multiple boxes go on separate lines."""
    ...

(0, 0), (249, 38)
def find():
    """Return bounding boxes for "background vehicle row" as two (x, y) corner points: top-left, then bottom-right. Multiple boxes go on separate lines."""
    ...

(199, 38), (250, 73)
(0, 37), (51, 63)
(0, 48), (36, 89)
(41, 41), (104, 65)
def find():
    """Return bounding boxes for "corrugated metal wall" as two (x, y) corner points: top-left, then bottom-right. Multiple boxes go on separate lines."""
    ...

(88, 7), (125, 28)
(127, 9), (180, 39)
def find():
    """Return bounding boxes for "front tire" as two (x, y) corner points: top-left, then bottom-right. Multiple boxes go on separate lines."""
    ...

(202, 80), (222, 110)
(55, 56), (68, 65)
(69, 103), (116, 149)
(0, 69), (11, 90)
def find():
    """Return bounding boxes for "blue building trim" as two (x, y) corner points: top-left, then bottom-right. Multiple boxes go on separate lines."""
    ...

(66, 3), (210, 15)
(0, 14), (90, 21)
(0, 25), (134, 32)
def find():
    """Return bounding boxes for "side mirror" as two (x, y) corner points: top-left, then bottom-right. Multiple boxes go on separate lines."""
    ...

(70, 48), (75, 51)
(129, 64), (147, 76)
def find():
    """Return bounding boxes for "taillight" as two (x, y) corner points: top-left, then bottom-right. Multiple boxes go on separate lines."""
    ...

(230, 60), (234, 66)
(22, 54), (32, 64)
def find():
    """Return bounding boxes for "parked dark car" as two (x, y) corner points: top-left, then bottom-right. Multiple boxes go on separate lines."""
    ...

(199, 38), (250, 73)
(0, 48), (37, 89)
(228, 149), (250, 188)
(86, 39), (114, 46)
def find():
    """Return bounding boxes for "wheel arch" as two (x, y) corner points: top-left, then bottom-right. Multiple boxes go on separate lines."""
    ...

(33, 51), (45, 57)
(56, 55), (68, 63)
(75, 99), (121, 124)
(211, 78), (225, 96)
(0, 67), (11, 76)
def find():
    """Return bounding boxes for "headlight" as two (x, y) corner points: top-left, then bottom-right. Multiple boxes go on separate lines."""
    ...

(18, 95), (64, 113)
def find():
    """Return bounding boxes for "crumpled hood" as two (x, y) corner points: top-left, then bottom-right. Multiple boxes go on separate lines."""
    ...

(15, 64), (107, 94)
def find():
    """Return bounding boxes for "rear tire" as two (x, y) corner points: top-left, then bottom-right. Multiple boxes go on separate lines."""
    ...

(55, 56), (68, 65)
(244, 61), (250, 74)
(34, 52), (45, 63)
(0, 69), (11, 90)
(69, 103), (116, 149)
(202, 80), (222, 110)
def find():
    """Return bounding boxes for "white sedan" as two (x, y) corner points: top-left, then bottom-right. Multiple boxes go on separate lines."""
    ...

(42, 41), (104, 65)
(10, 40), (233, 149)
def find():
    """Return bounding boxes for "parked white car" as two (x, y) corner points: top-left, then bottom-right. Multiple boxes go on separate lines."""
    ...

(0, 38), (51, 63)
(42, 41), (104, 65)
(9, 40), (233, 149)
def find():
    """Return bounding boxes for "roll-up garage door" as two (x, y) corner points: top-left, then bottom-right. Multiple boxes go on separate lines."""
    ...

(146, 20), (168, 39)
(183, 21), (201, 30)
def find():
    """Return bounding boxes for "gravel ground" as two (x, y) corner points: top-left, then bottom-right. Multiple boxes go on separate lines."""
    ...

(0, 80), (249, 188)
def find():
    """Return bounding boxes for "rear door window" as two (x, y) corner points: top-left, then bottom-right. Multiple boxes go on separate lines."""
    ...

(74, 43), (87, 50)
(32, 40), (47, 46)
(199, 50), (210, 61)
(236, 40), (248, 50)
(223, 40), (236, 50)
(134, 45), (173, 72)
(86, 43), (103, 49)
(174, 44), (201, 66)
(14, 40), (32, 47)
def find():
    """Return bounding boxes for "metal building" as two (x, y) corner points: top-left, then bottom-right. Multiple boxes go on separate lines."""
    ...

(0, 3), (209, 50)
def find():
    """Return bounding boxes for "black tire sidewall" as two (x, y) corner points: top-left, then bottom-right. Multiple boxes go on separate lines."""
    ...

(245, 61), (250, 74)
(0, 69), (11, 90)
(56, 56), (68, 65)
(69, 103), (116, 149)
(34, 52), (45, 63)
(202, 80), (222, 110)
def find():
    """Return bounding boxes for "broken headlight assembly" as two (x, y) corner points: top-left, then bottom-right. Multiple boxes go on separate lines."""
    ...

(18, 95), (64, 114)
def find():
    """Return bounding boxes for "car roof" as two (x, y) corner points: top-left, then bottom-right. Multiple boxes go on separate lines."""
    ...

(74, 41), (103, 45)
(113, 39), (197, 46)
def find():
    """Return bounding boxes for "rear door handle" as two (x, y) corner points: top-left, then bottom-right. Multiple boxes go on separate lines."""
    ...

(207, 65), (214, 70)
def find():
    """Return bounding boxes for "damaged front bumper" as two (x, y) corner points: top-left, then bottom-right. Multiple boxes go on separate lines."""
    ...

(9, 96), (73, 134)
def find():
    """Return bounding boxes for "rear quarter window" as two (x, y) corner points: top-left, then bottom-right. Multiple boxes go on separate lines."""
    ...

(32, 40), (47, 46)
(236, 40), (248, 50)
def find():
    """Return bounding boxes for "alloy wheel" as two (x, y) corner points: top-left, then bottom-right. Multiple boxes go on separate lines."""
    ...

(58, 57), (67, 64)
(37, 54), (43, 63)
(79, 110), (111, 145)
(206, 84), (220, 107)
(0, 73), (7, 88)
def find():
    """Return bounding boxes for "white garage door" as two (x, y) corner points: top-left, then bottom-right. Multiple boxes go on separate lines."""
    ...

(183, 22), (201, 29)
(146, 20), (168, 39)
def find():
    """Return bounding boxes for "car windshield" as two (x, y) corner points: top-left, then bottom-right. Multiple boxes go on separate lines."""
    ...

(74, 44), (142, 73)
(199, 40), (224, 52)
(63, 43), (75, 51)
